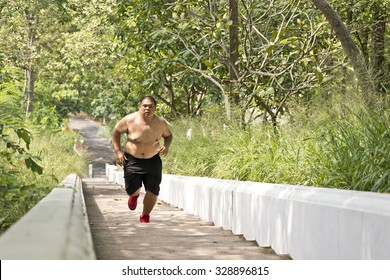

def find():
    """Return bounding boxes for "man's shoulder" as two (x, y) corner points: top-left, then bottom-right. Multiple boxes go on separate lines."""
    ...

(124, 112), (138, 121)
(156, 115), (170, 125)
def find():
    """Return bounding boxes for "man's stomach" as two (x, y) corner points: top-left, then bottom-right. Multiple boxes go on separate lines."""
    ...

(124, 141), (160, 159)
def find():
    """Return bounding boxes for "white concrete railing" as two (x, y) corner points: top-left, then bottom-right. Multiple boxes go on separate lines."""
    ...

(106, 164), (390, 260)
(0, 174), (96, 260)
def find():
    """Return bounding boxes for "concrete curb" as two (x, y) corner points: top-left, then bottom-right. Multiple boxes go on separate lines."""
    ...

(0, 174), (96, 260)
(106, 164), (390, 260)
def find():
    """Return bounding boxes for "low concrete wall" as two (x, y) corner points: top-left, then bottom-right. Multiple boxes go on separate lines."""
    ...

(0, 174), (96, 260)
(106, 164), (390, 260)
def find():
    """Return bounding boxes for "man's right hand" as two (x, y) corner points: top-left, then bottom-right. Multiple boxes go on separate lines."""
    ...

(115, 151), (127, 166)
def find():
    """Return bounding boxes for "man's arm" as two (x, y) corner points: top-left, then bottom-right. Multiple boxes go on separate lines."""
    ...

(112, 118), (127, 166)
(159, 120), (173, 156)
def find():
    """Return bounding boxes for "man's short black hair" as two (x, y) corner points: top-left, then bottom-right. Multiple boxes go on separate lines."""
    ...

(139, 96), (157, 107)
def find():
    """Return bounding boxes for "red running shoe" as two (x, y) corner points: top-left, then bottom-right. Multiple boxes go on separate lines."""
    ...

(140, 214), (150, 223)
(128, 195), (139, 211)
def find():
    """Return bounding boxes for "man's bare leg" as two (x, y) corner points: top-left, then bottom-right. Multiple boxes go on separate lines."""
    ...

(128, 188), (141, 211)
(142, 191), (158, 215)
(130, 189), (141, 197)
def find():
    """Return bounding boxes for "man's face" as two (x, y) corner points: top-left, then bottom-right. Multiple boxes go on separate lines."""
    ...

(140, 98), (156, 117)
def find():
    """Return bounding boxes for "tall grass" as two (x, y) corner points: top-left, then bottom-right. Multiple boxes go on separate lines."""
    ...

(0, 128), (87, 233)
(163, 116), (226, 176)
(163, 96), (389, 193)
(321, 108), (390, 191)
(164, 114), (320, 185)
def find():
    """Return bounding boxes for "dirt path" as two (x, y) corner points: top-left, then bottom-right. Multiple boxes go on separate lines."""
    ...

(68, 115), (115, 176)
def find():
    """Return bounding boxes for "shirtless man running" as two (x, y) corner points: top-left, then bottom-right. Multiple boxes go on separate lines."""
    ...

(112, 96), (173, 223)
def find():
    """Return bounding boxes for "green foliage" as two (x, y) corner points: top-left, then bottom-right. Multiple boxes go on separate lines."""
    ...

(0, 90), (42, 175)
(0, 126), (87, 233)
(29, 101), (62, 130)
(163, 116), (226, 176)
(322, 108), (390, 192)
(111, 0), (233, 116)
(2, 0), (388, 124)
(0, 89), (43, 232)
(0, 0), (122, 123)
(164, 94), (390, 193)
(111, 0), (354, 121)
(0, 87), (87, 233)
(328, 0), (390, 93)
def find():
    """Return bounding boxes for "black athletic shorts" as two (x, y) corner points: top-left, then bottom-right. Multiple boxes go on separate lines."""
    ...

(123, 152), (162, 196)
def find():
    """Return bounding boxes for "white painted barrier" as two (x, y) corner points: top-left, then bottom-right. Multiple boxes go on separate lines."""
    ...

(106, 163), (125, 187)
(106, 165), (390, 260)
(0, 174), (96, 260)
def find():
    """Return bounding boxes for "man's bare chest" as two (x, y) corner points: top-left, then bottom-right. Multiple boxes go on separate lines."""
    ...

(127, 124), (162, 143)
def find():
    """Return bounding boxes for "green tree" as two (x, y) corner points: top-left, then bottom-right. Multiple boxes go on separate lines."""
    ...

(1, 0), (122, 122)
(310, 0), (377, 98)
(340, 0), (388, 94)
(111, 0), (355, 127)
(0, 0), (69, 116)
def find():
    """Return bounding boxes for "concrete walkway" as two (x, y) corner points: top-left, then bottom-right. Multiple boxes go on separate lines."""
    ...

(82, 175), (290, 260)
(67, 114), (115, 177)
(68, 115), (289, 260)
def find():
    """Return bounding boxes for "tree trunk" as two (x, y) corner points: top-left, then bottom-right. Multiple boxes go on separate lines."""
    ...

(223, 93), (231, 120)
(311, 0), (374, 96)
(24, 11), (37, 117)
(370, 3), (386, 93)
(25, 67), (35, 117)
(346, 0), (354, 24)
(229, 0), (239, 105)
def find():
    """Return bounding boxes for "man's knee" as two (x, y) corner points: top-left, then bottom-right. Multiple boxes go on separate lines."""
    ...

(144, 184), (160, 196)
(145, 190), (158, 197)
(127, 187), (141, 196)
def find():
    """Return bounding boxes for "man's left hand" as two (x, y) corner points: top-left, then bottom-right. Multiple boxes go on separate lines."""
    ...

(158, 146), (169, 156)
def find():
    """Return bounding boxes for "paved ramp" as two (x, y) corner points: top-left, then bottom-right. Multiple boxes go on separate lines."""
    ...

(83, 176), (289, 260)
(68, 115), (289, 260)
